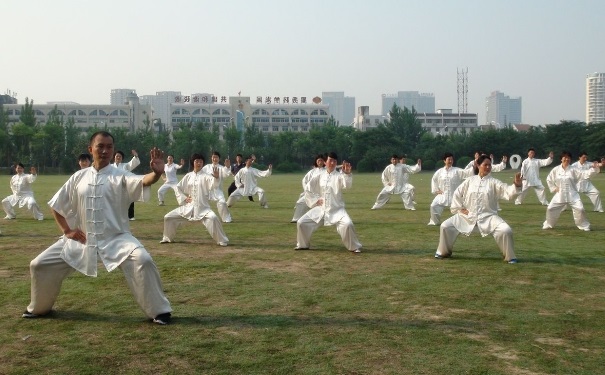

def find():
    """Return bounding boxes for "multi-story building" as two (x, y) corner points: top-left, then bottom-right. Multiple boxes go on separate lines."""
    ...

(321, 91), (355, 126)
(586, 72), (605, 123)
(4, 92), (152, 131)
(381, 91), (435, 115)
(354, 107), (478, 134)
(110, 88), (136, 105)
(485, 91), (522, 127)
(140, 91), (181, 129)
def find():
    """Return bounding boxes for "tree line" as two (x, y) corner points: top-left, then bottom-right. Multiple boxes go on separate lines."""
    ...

(2, 99), (604, 174)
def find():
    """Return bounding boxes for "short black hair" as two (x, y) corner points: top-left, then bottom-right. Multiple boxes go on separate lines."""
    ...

(78, 153), (92, 162)
(190, 153), (205, 167)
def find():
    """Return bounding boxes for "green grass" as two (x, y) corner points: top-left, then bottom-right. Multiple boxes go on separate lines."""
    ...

(2, 170), (605, 374)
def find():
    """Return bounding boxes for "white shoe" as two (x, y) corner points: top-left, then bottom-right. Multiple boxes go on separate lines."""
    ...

(218, 242), (228, 246)
(350, 249), (361, 254)
(4, 215), (15, 220)
(158, 201), (165, 206)
(129, 218), (136, 221)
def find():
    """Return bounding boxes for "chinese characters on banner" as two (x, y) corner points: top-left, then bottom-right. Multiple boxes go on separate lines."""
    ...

(174, 95), (308, 104)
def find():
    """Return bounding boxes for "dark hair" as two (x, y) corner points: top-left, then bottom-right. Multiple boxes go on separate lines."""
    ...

(560, 151), (572, 159)
(528, 147), (536, 153)
(474, 154), (491, 174)
(327, 151), (338, 161)
(190, 153), (205, 167)
(211, 151), (221, 158)
(578, 151), (588, 158)
(89, 131), (114, 145)
(16, 162), (24, 169)
(442, 152), (453, 161)
(236, 153), (243, 158)
(391, 154), (399, 159)
(114, 150), (125, 158)
(78, 153), (92, 162)
(167, 154), (174, 159)
(313, 154), (325, 167)
(246, 155), (255, 161)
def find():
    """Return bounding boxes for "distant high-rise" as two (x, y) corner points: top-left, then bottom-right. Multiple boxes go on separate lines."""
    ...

(381, 91), (435, 115)
(110, 89), (136, 105)
(139, 91), (181, 129)
(586, 72), (605, 124)
(485, 91), (522, 127)
(322, 92), (355, 126)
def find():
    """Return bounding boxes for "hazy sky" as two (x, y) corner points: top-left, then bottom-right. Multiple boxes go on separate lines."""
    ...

(3, 0), (604, 125)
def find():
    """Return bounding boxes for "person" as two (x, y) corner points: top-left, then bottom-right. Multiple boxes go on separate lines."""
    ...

(201, 151), (233, 223)
(226, 155), (272, 209)
(428, 153), (474, 226)
(112, 149), (141, 220)
(227, 154), (254, 202)
(22, 131), (172, 325)
(515, 148), (554, 206)
(571, 152), (603, 212)
(78, 153), (92, 169)
(295, 152), (362, 253)
(157, 155), (185, 206)
(2, 163), (44, 220)
(291, 154), (326, 223)
(160, 154), (229, 246)
(464, 152), (507, 173)
(543, 151), (600, 231)
(371, 154), (421, 210)
(435, 154), (523, 263)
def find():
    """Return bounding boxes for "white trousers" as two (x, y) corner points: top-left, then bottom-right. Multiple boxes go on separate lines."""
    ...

(372, 188), (415, 210)
(157, 182), (181, 202)
(26, 240), (172, 319)
(436, 218), (517, 261)
(2, 196), (44, 220)
(543, 200), (590, 230)
(291, 193), (309, 221)
(296, 214), (362, 251)
(515, 183), (548, 205)
(580, 186), (603, 212)
(227, 188), (267, 208)
(428, 197), (447, 225)
(162, 209), (228, 244)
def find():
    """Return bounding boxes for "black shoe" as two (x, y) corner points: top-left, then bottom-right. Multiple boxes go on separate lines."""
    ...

(22, 310), (38, 318)
(153, 312), (172, 325)
(248, 196), (254, 202)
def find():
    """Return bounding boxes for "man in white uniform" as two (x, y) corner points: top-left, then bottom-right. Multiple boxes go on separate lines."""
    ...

(160, 153), (229, 246)
(112, 149), (141, 220)
(226, 155), (272, 209)
(291, 154), (325, 222)
(295, 152), (362, 253)
(201, 151), (233, 223)
(543, 151), (600, 231)
(22, 131), (172, 325)
(435, 154), (523, 263)
(2, 163), (44, 220)
(571, 152), (603, 213)
(515, 148), (553, 206)
(428, 153), (474, 225)
(371, 154), (421, 210)
(157, 155), (184, 206)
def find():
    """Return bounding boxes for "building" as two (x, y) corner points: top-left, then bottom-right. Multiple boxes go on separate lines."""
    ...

(0, 94), (18, 105)
(485, 91), (522, 127)
(586, 72), (605, 124)
(140, 91), (182, 129)
(381, 91), (435, 115)
(321, 92), (355, 126)
(169, 95), (329, 135)
(4, 93), (152, 131)
(110, 88), (136, 105)
(354, 106), (478, 134)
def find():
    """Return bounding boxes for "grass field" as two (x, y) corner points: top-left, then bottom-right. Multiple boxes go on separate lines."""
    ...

(1, 169), (605, 375)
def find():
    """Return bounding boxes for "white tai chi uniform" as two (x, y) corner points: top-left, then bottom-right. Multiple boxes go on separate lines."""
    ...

(428, 166), (474, 225)
(371, 162), (421, 210)
(161, 170), (229, 245)
(227, 166), (272, 208)
(515, 156), (552, 205)
(25, 165), (172, 319)
(436, 174), (521, 262)
(572, 161), (603, 212)
(296, 170), (362, 251)
(2, 172), (44, 220)
(291, 167), (325, 222)
(542, 164), (599, 231)
(201, 163), (232, 222)
(157, 162), (183, 203)
(113, 156), (141, 219)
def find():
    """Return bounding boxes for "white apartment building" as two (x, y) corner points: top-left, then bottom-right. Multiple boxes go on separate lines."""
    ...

(354, 107), (478, 134)
(4, 92), (152, 131)
(140, 91), (181, 129)
(110, 88), (136, 105)
(381, 91), (435, 115)
(322, 91), (355, 126)
(586, 72), (605, 123)
(485, 91), (522, 127)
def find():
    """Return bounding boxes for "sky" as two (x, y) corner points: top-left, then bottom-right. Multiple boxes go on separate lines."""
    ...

(3, 0), (604, 125)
